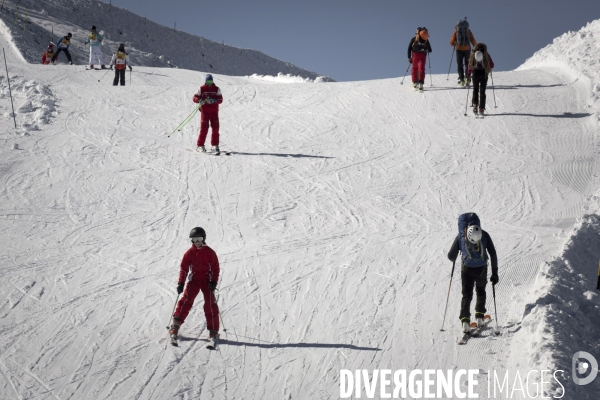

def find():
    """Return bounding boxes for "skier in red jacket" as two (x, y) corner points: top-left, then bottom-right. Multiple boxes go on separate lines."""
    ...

(170, 227), (220, 342)
(193, 74), (223, 153)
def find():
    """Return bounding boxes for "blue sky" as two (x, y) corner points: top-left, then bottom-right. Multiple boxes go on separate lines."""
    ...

(110, 0), (600, 81)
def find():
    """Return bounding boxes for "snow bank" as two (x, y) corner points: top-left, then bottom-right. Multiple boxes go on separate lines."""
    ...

(519, 19), (600, 108)
(513, 215), (600, 399)
(0, 75), (57, 131)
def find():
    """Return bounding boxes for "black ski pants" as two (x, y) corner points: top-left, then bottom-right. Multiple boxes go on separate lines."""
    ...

(471, 72), (488, 110)
(459, 265), (488, 322)
(456, 49), (470, 81)
(51, 48), (72, 64)
(113, 69), (126, 86)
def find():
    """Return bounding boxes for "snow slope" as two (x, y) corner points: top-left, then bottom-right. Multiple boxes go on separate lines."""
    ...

(1, 13), (599, 400)
(0, 0), (332, 80)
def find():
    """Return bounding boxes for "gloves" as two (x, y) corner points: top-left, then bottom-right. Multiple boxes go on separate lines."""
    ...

(208, 280), (218, 291)
(128, 65), (133, 71)
(490, 273), (499, 285)
(193, 94), (200, 104)
(408, 58), (412, 64)
(177, 283), (184, 294)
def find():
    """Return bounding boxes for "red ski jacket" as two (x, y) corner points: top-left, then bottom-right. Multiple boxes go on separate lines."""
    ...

(178, 244), (220, 286)
(193, 84), (223, 114)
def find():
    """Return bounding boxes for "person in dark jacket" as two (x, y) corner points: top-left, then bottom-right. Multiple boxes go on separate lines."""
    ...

(467, 42), (494, 116)
(51, 33), (73, 64)
(447, 222), (498, 333)
(407, 27), (432, 91)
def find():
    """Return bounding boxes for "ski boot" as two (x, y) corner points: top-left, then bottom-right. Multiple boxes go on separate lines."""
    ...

(101, 65), (107, 70)
(479, 108), (485, 117)
(212, 145), (220, 154)
(419, 82), (424, 91)
(197, 145), (206, 153)
(169, 316), (182, 346)
(207, 330), (219, 349)
(462, 321), (470, 333)
(90, 65), (94, 69)
(472, 105), (478, 115)
(412, 82), (417, 89)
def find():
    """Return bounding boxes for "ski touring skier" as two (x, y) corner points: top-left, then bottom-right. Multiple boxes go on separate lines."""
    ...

(169, 227), (220, 349)
(447, 213), (498, 343)
(109, 43), (133, 86)
(467, 43), (494, 117)
(450, 18), (477, 86)
(85, 26), (106, 69)
(407, 27), (432, 92)
(193, 74), (224, 154)
(42, 44), (54, 65)
(51, 33), (73, 65)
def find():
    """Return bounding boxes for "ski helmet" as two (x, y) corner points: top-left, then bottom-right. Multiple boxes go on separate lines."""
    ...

(67, 32), (72, 38)
(91, 25), (97, 31)
(118, 43), (125, 51)
(47, 44), (53, 50)
(466, 225), (483, 244)
(205, 74), (213, 83)
(189, 227), (206, 240)
(475, 51), (484, 62)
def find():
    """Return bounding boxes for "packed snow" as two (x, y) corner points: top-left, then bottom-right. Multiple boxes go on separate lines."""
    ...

(0, 4), (599, 400)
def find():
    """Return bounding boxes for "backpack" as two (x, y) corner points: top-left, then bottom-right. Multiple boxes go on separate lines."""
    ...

(457, 212), (480, 236)
(457, 212), (488, 268)
(456, 19), (469, 46)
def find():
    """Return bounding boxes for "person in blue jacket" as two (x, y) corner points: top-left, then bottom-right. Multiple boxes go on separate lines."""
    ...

(51, 33), (73, 64)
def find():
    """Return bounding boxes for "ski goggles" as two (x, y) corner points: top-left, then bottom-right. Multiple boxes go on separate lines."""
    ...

(205, 79), (213, 84)
(417, 27), (427, 32)
(190, 237), (204, 243)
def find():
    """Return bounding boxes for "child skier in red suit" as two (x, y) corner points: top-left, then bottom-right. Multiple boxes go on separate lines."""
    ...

(170, 227), (220, 341)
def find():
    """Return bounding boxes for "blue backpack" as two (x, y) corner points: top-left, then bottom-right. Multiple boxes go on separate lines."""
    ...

(456, 19), (470, 46)
(457, 213), (488, 268)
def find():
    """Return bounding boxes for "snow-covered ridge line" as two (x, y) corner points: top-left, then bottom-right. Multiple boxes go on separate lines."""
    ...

(246, 73), (331, 83)
(0, 0), (334, 80)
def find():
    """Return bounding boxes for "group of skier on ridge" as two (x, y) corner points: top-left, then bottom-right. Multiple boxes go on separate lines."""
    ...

(40, 17), (498, 348)
(407, 17), (494, 116)
(42, 26), (133, 86)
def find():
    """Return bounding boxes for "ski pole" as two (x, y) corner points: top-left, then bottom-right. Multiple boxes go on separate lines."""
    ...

(98, 69), (111, 83)
(490, 71), (497, 108)
(400, 62), (410, 85)
(446, 46), (456, 80)
(427, 52), (433, 87)
(130, 69), (132, 86)
(168, 103), (202, 137)
(440, 260), (456, 331)
(166, 293), (180, 330)
(463, 82), (471, 116)
(3, 48), (17, 129)
(492, 284), (500, 335)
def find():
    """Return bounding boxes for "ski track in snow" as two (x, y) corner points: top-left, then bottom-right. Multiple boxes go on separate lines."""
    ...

(1, 24), (600, 400)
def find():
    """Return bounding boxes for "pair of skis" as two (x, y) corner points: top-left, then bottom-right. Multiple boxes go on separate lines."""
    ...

(458, 315), (492, 345)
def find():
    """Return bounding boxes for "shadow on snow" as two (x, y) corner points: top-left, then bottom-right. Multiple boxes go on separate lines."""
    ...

(179, 335), (380, 351)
